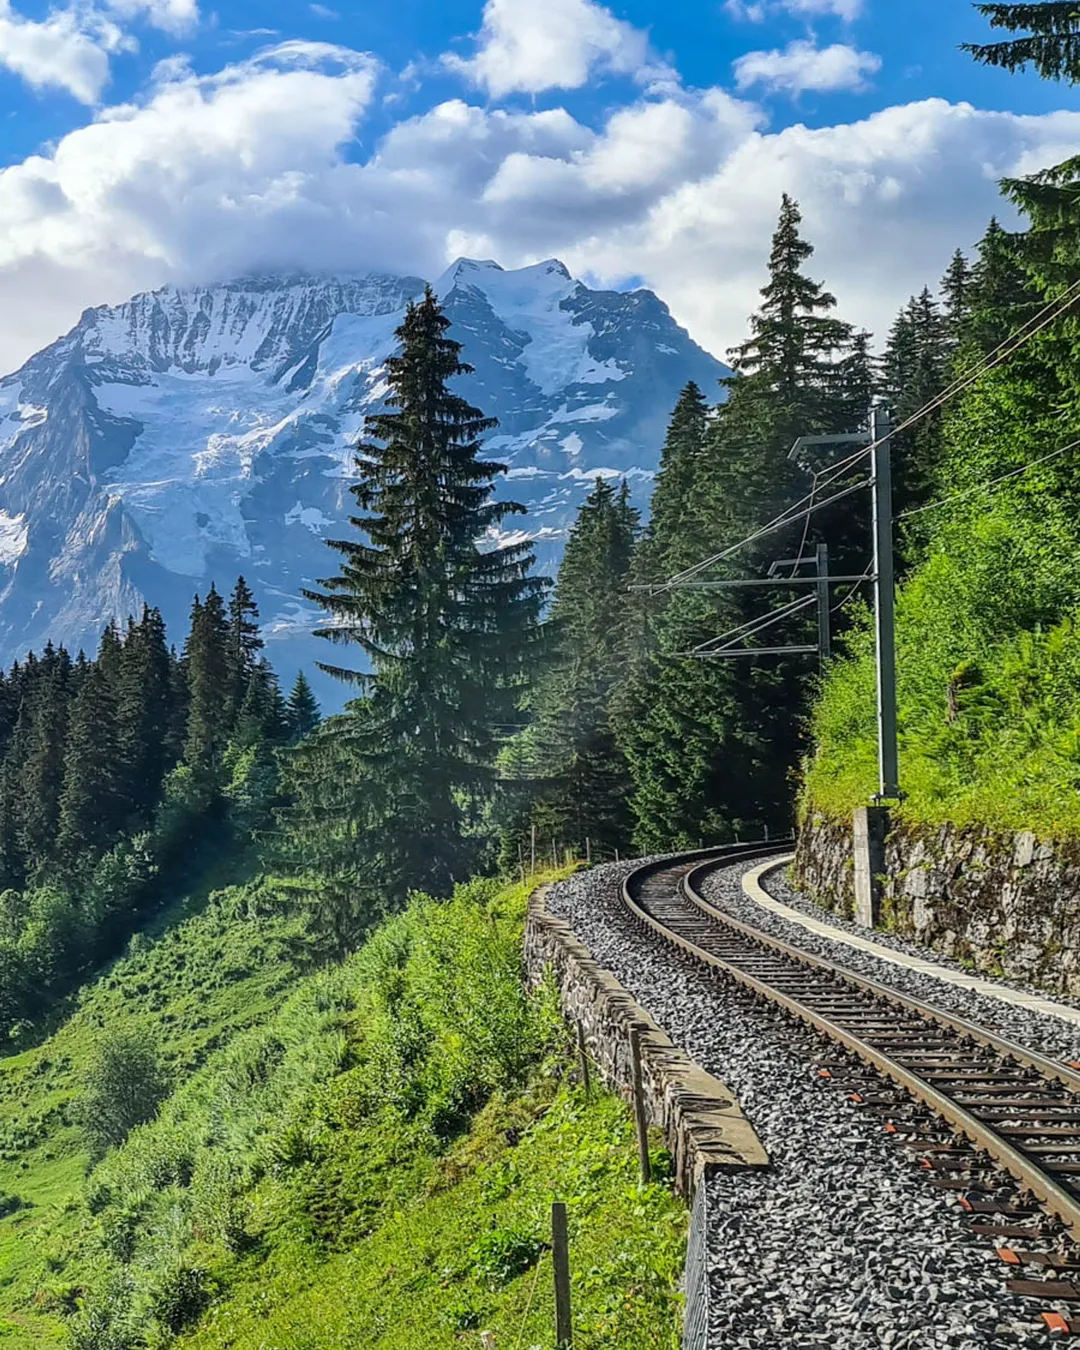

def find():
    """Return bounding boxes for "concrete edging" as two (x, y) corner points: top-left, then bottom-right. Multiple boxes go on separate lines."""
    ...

(524, 882), (769, 1197)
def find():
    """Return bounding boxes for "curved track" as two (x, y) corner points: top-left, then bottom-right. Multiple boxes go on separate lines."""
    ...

(622, 846), (1080, 1325)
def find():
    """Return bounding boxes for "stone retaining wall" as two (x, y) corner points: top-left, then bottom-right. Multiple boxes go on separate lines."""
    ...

(794, 811), (1080, 996)
(524, 884), (769, 1197)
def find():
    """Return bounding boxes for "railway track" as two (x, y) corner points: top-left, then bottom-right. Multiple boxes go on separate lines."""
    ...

(623, 846), (1080, 1336)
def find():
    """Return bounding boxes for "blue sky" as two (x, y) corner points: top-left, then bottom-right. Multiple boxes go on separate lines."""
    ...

(0, 0), (1077, 371)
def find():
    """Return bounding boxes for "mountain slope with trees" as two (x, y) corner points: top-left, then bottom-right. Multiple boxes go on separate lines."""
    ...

(805, 1), (1080, 835)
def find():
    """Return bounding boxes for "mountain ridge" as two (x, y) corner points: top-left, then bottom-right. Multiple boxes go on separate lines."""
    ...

(0, 259), (728, 701)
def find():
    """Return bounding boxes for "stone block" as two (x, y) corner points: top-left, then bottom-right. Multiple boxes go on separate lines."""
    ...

(853, 805), (889, 928)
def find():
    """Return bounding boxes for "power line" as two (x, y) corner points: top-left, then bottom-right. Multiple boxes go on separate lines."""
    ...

(896, 434), (1080, 520)
(830, 561), (874, 613)
(887, 277), (1080, 444)
(647, 270), (1080, 608)
(789, 468), (818, 578)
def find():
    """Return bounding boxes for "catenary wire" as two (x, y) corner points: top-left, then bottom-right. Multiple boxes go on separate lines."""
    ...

(895, 435), (1080, 520)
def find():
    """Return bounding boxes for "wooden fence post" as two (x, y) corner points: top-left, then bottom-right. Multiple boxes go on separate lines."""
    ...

(552, 1201), (573, 1348)
(629, 1026), (651, 1185)
(576, 1020), (591, 1099)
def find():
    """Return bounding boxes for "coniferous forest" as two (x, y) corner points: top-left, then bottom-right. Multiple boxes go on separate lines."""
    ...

(0, 585), (318, 1034)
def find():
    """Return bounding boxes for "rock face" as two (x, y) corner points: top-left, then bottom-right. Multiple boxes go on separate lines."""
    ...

(0, 258), (727, 703)
(795, 811), (1080, 996)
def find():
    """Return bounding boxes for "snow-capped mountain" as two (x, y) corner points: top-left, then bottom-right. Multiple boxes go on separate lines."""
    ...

(0, 258), (727, 702)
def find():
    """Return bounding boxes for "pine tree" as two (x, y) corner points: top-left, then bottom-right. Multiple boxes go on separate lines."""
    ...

(226, 577), (263, 727)
(285, 672), (320, 742)
(615, 197), (864, 849)
(506, 477), (638, 857)
(964, 3), (1080, 82)
(183, 587), (231, 770)
(57, 664), (127, 863)
(636, 383), (710, 579)
(19, 666), (70, 868)
(965, 218), (1037, 355)
(729, 193), (856, 437)
(941, 249), (974, 341)
(0, 698), (29, 890)
(881, 288), (951, 520)
(297, 288), (547, 898)
(116, 606), (176, 825)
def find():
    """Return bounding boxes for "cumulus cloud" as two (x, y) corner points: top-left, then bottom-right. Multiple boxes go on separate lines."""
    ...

(443, 0), (649, 97)
(0, 0), (131, 104)
(734, 40), (881, 94)
(104, 0), (199, 35)
(0, 35), (1078, 383)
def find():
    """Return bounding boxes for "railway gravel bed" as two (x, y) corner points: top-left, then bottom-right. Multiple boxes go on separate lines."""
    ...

(705, 864), (1080, 1065)
(546, 858), (1044, 1349)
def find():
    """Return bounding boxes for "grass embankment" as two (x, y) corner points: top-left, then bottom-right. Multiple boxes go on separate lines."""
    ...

(804, 581), (1080, 839)
(0, 875), (306, 1346)
(1, 870), (687, 1350)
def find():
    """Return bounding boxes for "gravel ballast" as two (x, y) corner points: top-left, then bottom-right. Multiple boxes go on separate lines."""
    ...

(546, 859), (1046, 1350)
(709, 862), (1080, 1065)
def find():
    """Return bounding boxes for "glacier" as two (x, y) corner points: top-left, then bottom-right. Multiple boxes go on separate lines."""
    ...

(0, 258), (728, 706)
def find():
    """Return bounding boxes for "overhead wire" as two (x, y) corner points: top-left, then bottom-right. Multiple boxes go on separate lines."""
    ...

(658, 275), (1080, 591)
(895, 435), (1080, 520)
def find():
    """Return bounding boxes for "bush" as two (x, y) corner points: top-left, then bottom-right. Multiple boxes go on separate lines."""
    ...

(469, 1225), (545, 1288)
(79, 1027), (170, 1157)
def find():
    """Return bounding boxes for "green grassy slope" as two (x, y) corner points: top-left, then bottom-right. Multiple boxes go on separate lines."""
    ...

(1, 870), (688, 1350)
(0, 877), (306, 1345)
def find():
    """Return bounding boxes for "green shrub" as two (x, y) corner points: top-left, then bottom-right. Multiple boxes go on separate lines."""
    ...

(469, 1225), (545, 1288)
(79, 1027), (170, 1157)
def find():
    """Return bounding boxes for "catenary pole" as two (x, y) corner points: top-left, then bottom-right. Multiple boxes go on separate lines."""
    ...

(870, 407), (899, 800)
(816, 542), (831, 667)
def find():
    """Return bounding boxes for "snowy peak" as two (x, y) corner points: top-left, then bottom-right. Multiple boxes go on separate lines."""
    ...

(0, 260), (728, 706)
(71, 272), (426, 383)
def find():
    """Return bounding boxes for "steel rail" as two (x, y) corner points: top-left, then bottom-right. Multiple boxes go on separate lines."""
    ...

(621, 848), (1080, 1242)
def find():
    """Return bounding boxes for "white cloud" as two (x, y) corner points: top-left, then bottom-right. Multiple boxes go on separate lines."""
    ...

(782, 0), (863, 17)
(104, 0), (199, 35)
(310, 3), (339, 16)
(734, 40), (881, 94)
(0, 0), (131, 104)
(443, 0), (649, 97)
(0, 34), (1077, 391)
(726, 0), (863, 19)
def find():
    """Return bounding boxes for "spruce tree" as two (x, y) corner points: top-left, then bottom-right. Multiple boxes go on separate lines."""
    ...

(636, 383), (710, 578)
(964, 3), (1080, 82)
(615, 196), (864, 848)
(183, 586), (231, 770)
(941, 249), (974, 340)
(116, 606), (175, 825)
(507, 477), (638, 857)
(226, 577), (263, 726)
(285, 672), (320, 741)
(298, 288), (547, 898)
(19, 666), (70, 868)
(57, 664), (127, 863)
(881, 287), (951, 520)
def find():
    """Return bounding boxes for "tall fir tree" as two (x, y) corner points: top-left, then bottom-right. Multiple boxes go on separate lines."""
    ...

(226, 577), (263, 725)
(295, 288), (547, 900)
(183, 586), (231, 770)
(505, 477), (638, 858)
(285, 671), (320, 741)
(19, 664), (70, 868)
(615, 196), (865, 849)
(964, 3), (1080, 81)
(57, 664), (127, 862)
(941, 248), (974, 341)
(635, 382), (711, 579)
(116, 606), (176, 825)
